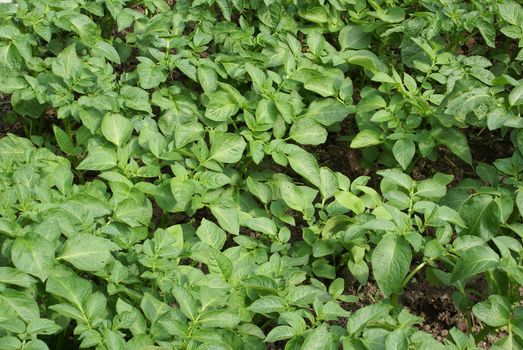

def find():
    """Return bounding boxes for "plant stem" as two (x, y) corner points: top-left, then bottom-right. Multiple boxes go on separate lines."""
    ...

(465, 308), (472, 333)
(390, 293), (399, 307)
(401, 261), (427, 289)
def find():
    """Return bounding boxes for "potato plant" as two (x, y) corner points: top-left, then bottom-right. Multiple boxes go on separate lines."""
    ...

(0, 0), (522, 349)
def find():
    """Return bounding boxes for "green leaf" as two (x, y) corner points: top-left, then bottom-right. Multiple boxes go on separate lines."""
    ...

(101, 113), (133, 147)
(68, 14), (100, 46)
(319, 167), (338, 200)
(0, 336), (22, 350)
(358, 93), (387, 113)
(11, 233), (55, 281)
(451, 246), (499, 283)
(255, 98), (278, 126)
(445, 88), (491, 116)
(286, 148), (321, 187)
(121, 85), (152, 113)
(211, 249), (233, 280)
(51, 44), (80, 81)
(459, 194), (500, 240)
(114, 197), (152, 227)
(435, 206), (467, 227)
(302, 98), (350, 126)
(301, 324), (331, 350)
(475, 19), (496, 48)
(289, 118), (327, 145)
(53, 125), (80, 155)
(246, 177), (272, 204)
(339, 25), (371, 50)
(351, 129), (382, 148)
(26, 318), (62, 335)
(347, 259), (369, 285)
(472, 295), (511, 327)
(0, 218), (23, 237)
(196, 219), (227, 249)
(385, 328), (409, 350)
(347, 304), (393, 335)
(431, 127), (472, 164)
(509, 84), (523, 106)
(58, 234), (113, 272)
(244, 217), (277, 236)
(345, 50), (384, 72)
(392, 139), (415, 170)
(210, 133), (246, 163)
(78, 108), (103, 134)
(490, 334), (522, 350)
(198, 65), (218, 93)
(205, 91), (239, 121)
(377, 7), (406, 23)
(307, 30), (326, 55)
(140, 293), (170, 323)
(517, 191), (523, 218)
(286, 285), (321, 306)
(216, 0), (232, 20)
(172, 286), (199, 321)
(0, 289), (40, 322)
(0, 43), (21, 81)
(312, 259), (336, 279)
(0, 77), (27, 94)
(102, 329), (125, 349)
(415, 179), (447, 198)
(498, 1), (522, 25)
(265, 326), (295, 342)
(198, 310), (240, 328)
(141, 128), (166, 158)
(377, 169), (413, 189)
(46, 272), (92, 308)
(371, 234), (411, 297)
(335, 191), (365, 214)
(210, 204), (239, 235)
(137, 57), (166, 89)
(174, 122), (204, 149)
(248, 296), (286, 313)
(277, 182), (310, 213)
(92, 41), (121, 64)
(293, 68), (337, 97)
(152, 226), (184, 258)
(0, 267), (36, 288)
(77, 147), (117, 171)
(328, 278), (345, 297)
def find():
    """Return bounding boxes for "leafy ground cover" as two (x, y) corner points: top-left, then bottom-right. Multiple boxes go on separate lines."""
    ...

(1, 0), (523, 349)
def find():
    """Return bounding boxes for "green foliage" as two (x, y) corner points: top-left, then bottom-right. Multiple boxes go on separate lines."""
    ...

(0, 0), (522, 349)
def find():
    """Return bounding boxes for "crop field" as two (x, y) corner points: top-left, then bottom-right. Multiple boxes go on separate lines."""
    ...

(0, 0), (523, 349)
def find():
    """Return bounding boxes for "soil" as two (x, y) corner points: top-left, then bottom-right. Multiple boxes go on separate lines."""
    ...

(468, 128), (515, 162)
(311, 118), (366, 179)
(342, 271), (466, 341)
(401, 279), (468, 340)
(310, 118), (515, 188)
(0, 94), (23, 137)
(267, 270), (504, 350)
(341, 267), (507, 347)
(343, 275), (383, 313)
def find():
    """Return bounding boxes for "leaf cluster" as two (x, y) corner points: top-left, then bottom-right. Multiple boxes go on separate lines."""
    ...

(1, 0), (523, 349)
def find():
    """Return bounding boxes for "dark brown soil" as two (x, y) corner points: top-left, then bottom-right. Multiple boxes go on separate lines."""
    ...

(341, 268), (509, 348)
(344, 277), (383, 312)
(401, 279), (467, 341)
(468, 129), (515, 163)
(0, 94), (23, 137)
(311, 118), (366, 179)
